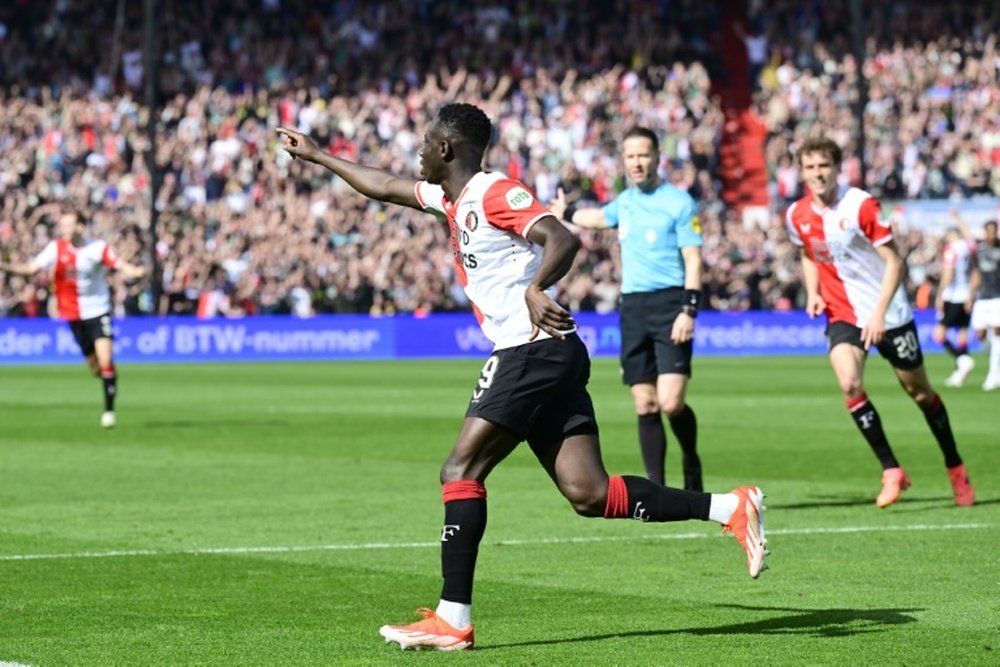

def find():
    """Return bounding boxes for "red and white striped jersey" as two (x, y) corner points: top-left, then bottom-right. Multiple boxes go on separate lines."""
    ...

(940, 238), (977, 303)
(786, 186), (912, 328)
(33, 237), (122, 321)
(415, 171), (564, 350)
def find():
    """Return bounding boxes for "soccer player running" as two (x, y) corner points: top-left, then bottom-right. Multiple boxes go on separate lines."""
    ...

(550, 127), (705, 491)
(933, 212), (977, 387)
(0, 209), (146, 428)
(277, 104), (767, 652)
(970, 220), (1000, 390)
(786, 137), (974, 508)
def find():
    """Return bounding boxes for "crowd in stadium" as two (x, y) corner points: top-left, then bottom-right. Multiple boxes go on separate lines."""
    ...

(0, 0), (998, 318)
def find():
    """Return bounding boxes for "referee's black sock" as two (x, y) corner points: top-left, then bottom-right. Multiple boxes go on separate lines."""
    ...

(846, 394), (899, 469)
(100, 365), (117, 412)
(637, 413), (666, 485)
(922, 393), (963, 468)
(439, 481), (487, 605)
(668, 405), (701, 491)
(942, 339), (959, 359)
(604, 475), (710, 522)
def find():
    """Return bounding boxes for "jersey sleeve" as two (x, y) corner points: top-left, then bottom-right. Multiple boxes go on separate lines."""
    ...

(101, 242), (123, 269)
(32, 240), (57, 269)
(482, 179), (550, 237)
(858, 197), (891, 246)
(601, 197), (620, 228)
(414, 181), (447, 217)
(785, 202), (804, 247)
(675, 193), (703, 248)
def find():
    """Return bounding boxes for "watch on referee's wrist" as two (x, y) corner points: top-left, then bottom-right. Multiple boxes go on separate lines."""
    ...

(562, 203), (578, 223)
(682, 288), (700, 318)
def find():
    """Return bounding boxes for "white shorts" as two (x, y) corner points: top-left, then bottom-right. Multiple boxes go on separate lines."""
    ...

(971, 298), (1000, 331)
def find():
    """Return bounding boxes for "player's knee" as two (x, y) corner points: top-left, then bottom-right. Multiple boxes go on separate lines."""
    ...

(908, 386), (933, 405)
(439, 460), (473, 484)
(633, 396), (657, 414)
(839, 379), (864, 397)
(658, 397), (684, 417)
(561, 480), (605, 517)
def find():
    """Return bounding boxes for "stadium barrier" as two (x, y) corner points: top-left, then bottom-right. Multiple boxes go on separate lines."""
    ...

(0, 310), (963, 364)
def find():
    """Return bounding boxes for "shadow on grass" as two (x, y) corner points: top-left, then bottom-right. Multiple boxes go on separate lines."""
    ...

(774, 496), (999, 511)
(481, 604), (922, 649)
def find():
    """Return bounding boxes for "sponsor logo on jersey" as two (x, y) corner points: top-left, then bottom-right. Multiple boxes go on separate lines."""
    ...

(690, 214), (702, 234)
(838, 217), (850, 230)
(465, 211), (479, 231)
(505, 186), (533, 210)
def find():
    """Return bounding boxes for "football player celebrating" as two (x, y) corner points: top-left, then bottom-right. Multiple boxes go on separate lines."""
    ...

(786, 136), (974, 508)
(278, 103), (768, 652)
(0, 208), (147, 427)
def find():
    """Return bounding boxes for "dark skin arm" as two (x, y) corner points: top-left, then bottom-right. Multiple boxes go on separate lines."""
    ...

(524, 216), (579, 340)
(276, 127), (421, 209)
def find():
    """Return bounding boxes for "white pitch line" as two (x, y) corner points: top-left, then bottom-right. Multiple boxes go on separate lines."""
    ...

(0, 522), (990, 563)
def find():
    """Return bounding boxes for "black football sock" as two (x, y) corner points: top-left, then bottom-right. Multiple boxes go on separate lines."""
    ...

(439, 482), (487, 605)
(100, 366), (117, 412)
(668, 405), (701, 491)
(922, 394), (962, 468)
(605, 475), (710, 522)
(942, 340), (959, 359)
(637, 413), (666, 485)
(846, 394), (899, 469)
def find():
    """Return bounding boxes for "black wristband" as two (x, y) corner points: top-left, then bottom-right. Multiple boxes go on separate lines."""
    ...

(682, 289), (700, 318)
(563, 203), (578, 223)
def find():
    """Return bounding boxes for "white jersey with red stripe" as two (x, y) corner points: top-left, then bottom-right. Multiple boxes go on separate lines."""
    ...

(940, 238), (977, 303)
(33, 237), (122, 321)
(415, 171), (566, 350)
(786, 186), (912, 328)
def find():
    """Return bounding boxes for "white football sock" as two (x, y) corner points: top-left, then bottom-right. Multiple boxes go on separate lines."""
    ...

(436, 599), (471, 630)
(991, 330), (1000, 380)
(708, 493), (739, 524)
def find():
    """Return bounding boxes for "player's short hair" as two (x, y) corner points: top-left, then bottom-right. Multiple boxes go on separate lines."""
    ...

(796, 136), (842, 166)
(623, 126), (659, 153)
(436, 103), (492, 154)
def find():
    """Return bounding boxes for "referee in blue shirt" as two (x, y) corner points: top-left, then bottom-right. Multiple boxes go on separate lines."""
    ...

(552, 127), (704, 490)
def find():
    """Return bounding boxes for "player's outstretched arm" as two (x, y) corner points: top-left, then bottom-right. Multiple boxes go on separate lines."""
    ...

(525, 216), (579, 340)
(0, 261), (41, 277)
(549, 188), (608, 229)
(117, 261), (148, 281)
(276, 127), (421, 210)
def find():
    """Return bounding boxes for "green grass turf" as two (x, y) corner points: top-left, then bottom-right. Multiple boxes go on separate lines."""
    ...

(0, 353), (997, 665)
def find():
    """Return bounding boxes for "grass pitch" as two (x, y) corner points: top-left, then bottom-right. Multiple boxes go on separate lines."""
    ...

(0, 354), (997, 665)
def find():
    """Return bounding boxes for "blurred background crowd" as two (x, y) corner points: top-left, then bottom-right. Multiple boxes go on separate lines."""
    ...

(0, 0), (998, 318)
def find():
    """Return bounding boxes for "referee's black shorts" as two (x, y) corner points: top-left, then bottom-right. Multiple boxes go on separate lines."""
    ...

(465, 333), (598, 453)
(619, 287), (692, 385)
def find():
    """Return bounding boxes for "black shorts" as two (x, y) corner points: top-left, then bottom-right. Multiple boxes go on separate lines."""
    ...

(937, 302), (971, 329)
(619, 288), (693, 384)
(465, 333), (598, 451)
(827, 320), (924, 370)
(69, 313), (113, 357)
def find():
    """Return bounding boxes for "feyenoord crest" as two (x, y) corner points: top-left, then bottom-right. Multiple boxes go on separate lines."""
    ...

(465, 211), (479, 231)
